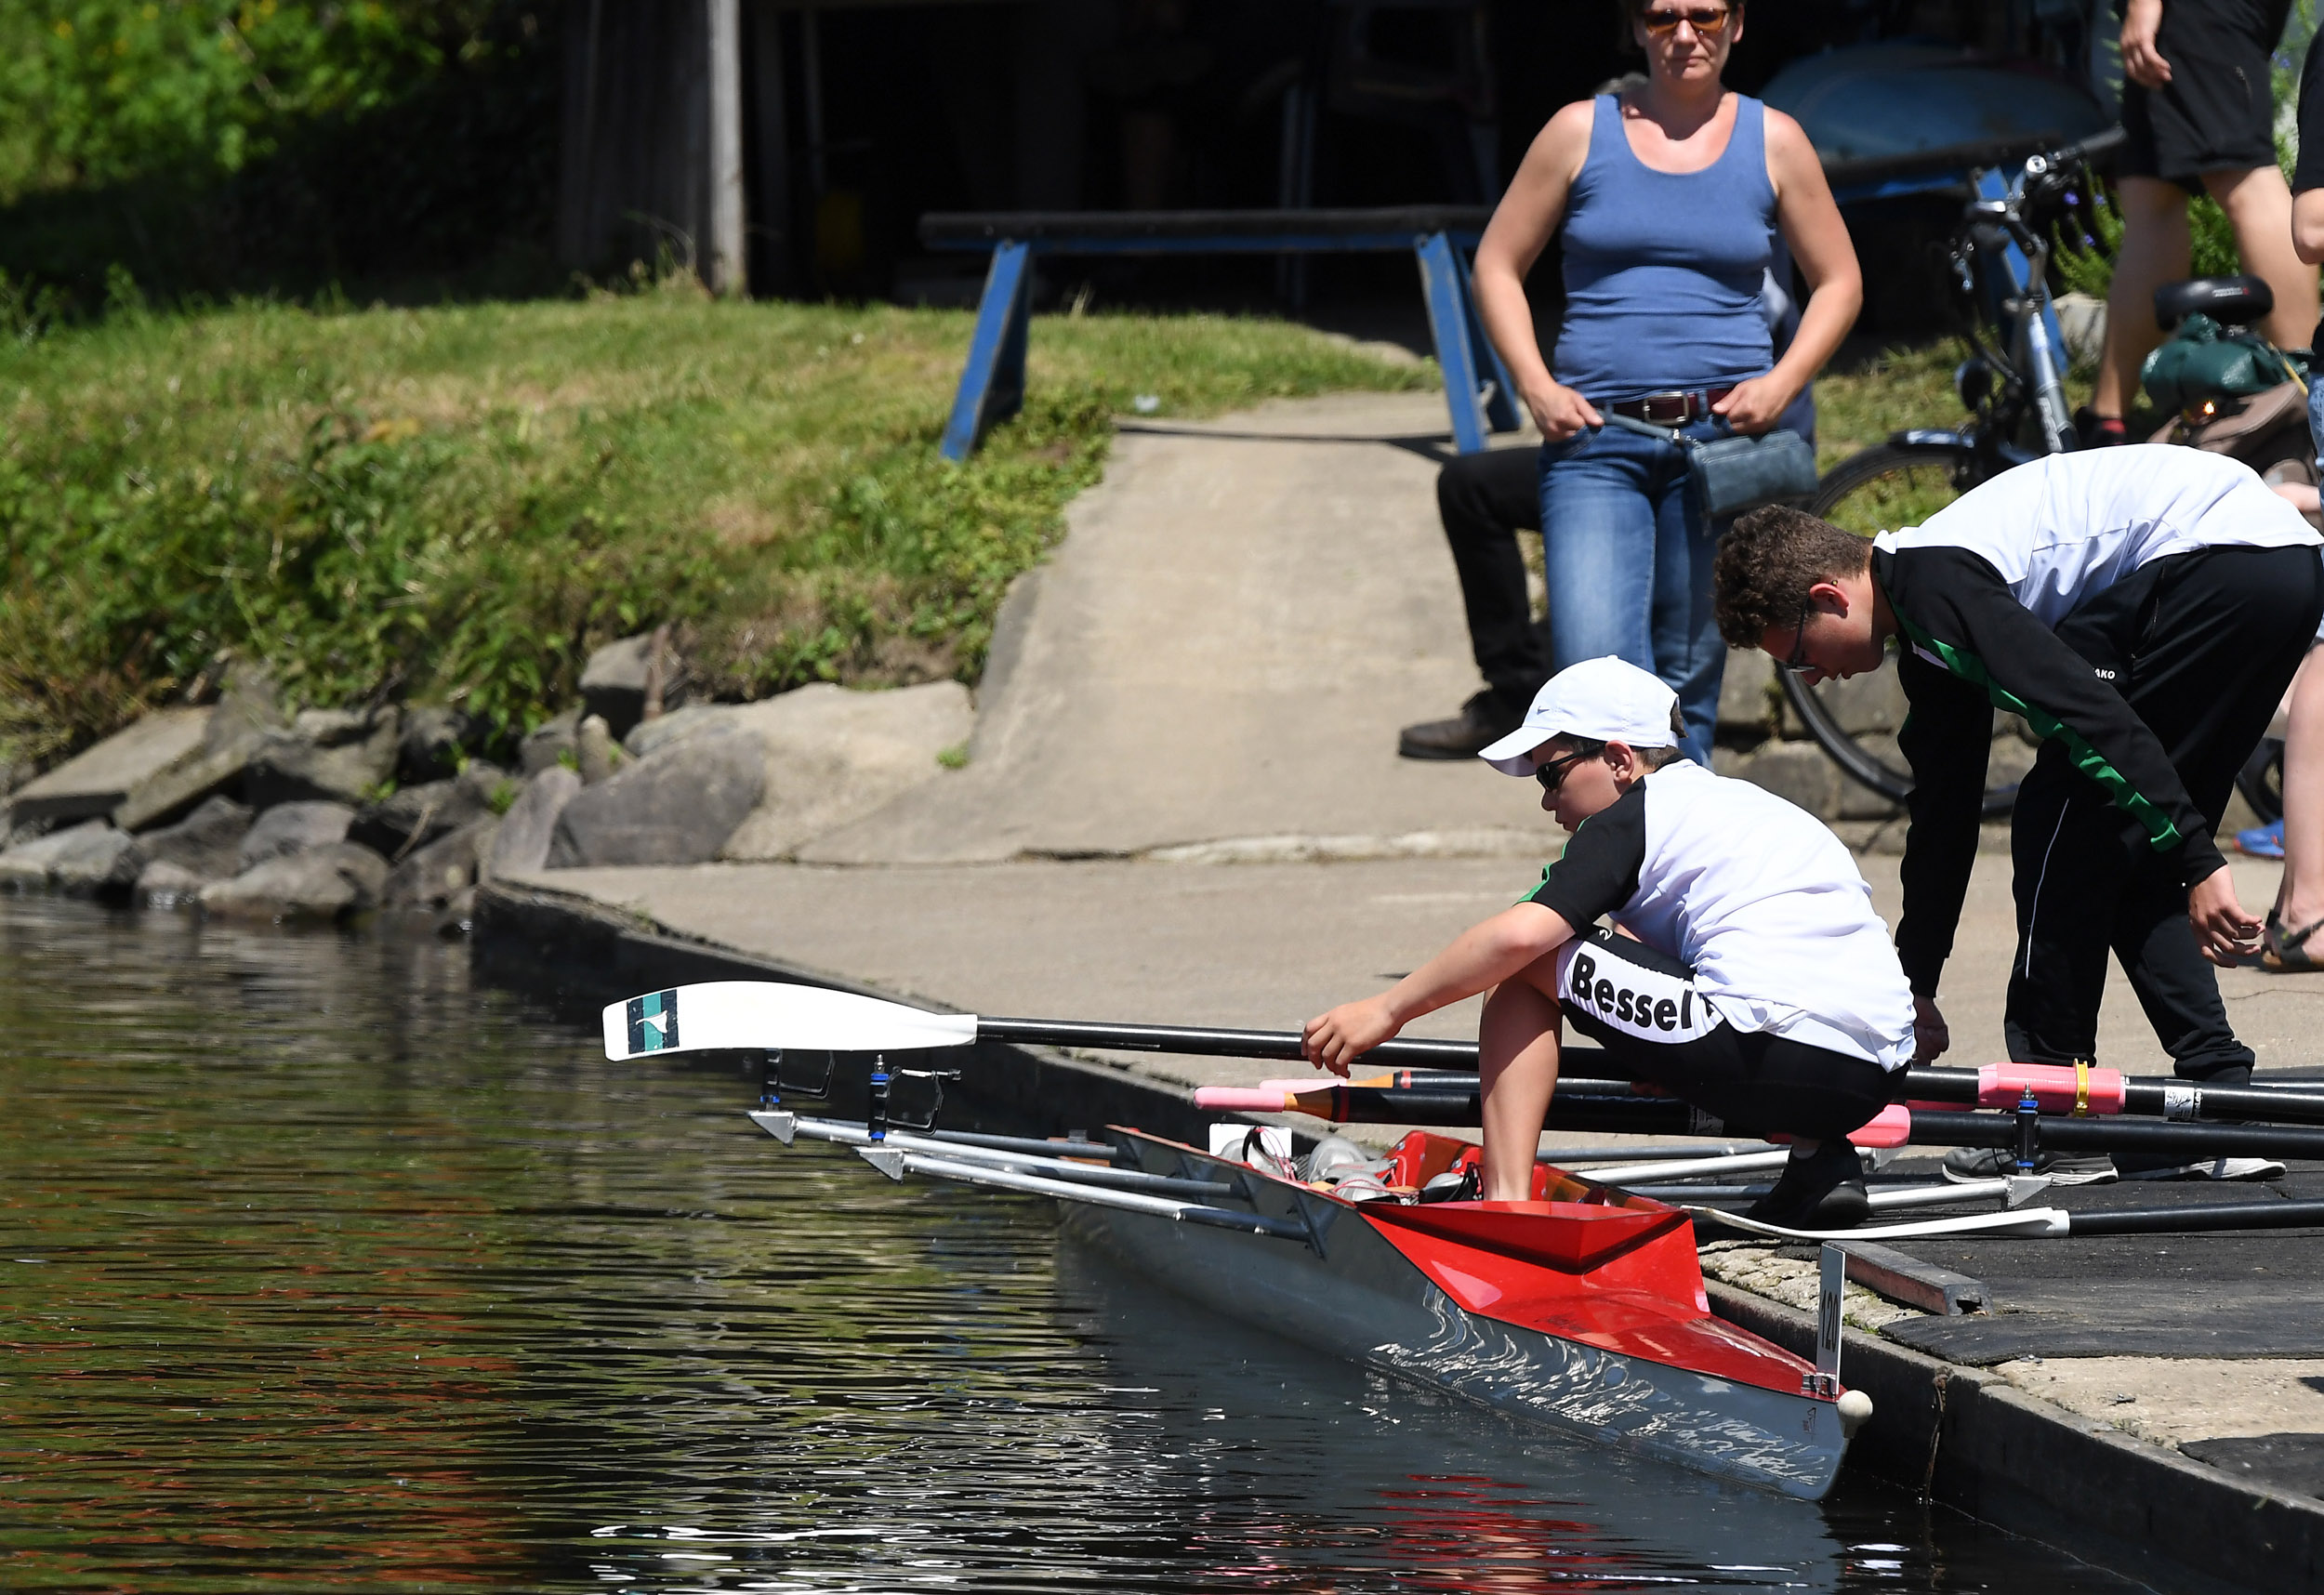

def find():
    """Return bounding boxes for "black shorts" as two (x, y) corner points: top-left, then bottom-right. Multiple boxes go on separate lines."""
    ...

(2119, 0), (2292, 188)
(1552, 928), (1893, 1141)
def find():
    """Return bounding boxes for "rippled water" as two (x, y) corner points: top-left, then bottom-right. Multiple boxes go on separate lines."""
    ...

(0, 898), (2160, 1591)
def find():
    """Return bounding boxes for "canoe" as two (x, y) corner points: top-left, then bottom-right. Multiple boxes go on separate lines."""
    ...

(751, 1108), (1870, 1500)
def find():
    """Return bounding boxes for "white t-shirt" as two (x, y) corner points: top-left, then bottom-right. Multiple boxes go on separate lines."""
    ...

(1525, 760), (1917, 1070)
(1874, 445), (2319, 628)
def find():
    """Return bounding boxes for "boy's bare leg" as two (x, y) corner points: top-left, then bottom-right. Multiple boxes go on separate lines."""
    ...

(2205, 165), (2321, 354)
(2093, 177), (2191, 420)
(1478, 958), (1563, 1201)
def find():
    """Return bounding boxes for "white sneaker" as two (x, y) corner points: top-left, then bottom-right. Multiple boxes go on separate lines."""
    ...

(2120, 1156), (2285, 1181)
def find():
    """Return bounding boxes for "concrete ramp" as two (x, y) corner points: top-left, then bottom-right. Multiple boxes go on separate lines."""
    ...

(802, 392), (1557, 864)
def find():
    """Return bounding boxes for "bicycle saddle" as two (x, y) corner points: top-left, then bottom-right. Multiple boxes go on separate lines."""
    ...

(2154, 275), (2274, 331)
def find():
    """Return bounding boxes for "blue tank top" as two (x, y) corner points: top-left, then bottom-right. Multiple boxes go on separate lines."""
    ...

(1552, 93), (1776, 402)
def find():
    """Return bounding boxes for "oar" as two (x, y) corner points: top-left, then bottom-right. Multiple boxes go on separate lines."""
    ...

(600, 981), (1471, 1066)
(600, 982), (2324, 1137)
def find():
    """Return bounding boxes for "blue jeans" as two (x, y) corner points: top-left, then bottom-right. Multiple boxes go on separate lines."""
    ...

(1538, 417), (1728, 763)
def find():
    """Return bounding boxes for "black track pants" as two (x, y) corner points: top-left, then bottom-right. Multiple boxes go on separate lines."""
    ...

(1555, 929), (1894, 1140)
(1438, 448), (1552, 705)
(2003, 544), (2324, 1079)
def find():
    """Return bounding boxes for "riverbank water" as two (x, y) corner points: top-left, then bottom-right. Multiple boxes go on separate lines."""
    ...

(0, 895), (2153, 1592)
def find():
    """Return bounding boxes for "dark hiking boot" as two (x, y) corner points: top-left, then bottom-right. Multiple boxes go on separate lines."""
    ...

(1746, 1142), (1869, 1230)
(1398, 690), (1529, 761)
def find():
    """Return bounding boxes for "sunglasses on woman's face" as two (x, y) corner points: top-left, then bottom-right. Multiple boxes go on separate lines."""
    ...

(1642, 5), (1731, 36)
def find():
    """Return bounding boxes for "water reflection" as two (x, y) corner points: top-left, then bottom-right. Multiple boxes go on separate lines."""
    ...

(0, 900), (2149, 1590)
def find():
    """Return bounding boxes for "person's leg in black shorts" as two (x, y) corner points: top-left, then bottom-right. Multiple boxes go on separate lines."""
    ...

(1400, 448), (1552, 758)
(2004, 545), (2323, 1081)
(1486, 926), (1890, 1225)
(2093, 0), (2315, 438)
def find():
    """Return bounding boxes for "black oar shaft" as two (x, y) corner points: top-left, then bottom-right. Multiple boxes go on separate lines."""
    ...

(1911, 1112), (2324, 1157)
(977, 1016), (1474, 1065)
(2068, 1202), (2324, 1236)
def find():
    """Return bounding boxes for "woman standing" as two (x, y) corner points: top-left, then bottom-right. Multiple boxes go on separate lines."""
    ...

(1471, 0), (1859, 760)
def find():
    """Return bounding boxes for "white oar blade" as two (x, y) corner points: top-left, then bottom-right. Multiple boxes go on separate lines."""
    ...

(601, 981), (978, 1061)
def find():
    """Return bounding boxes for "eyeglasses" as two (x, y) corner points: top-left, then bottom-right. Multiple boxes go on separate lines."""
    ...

(1776, 610), (1815, 676)
(1533, 749), (1598, 794)
(1641, 6), (1731, 36)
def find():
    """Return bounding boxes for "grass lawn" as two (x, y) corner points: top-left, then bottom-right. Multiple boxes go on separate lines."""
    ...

(0, 286), (1428, 762)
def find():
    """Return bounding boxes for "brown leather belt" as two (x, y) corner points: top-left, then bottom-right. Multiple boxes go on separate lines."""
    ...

(1608, 387), (1736, 425)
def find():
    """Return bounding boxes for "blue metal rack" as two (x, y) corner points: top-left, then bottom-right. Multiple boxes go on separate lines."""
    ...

(917, 207), (1520, 461)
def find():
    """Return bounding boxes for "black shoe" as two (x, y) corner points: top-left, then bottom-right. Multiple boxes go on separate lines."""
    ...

(1398, 690), (1528, 761)
(1745, 1142), (1869, 1231)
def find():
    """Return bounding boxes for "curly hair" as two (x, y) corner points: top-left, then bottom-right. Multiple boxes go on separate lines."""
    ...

(1711, 505), (1873, 648)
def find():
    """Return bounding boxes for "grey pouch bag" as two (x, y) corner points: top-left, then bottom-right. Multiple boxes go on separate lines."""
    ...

(1604, 413), (1819, 519)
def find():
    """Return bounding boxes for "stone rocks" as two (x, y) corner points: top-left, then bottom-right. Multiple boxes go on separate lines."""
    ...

(575, 715), (624, 785)
(238, 801), (355, 871)
(122, 797), (252, 886)
(112, 666), (290, 831)
(398, 705), (474, 784)
(579, 630), (686, 740)
(487, 768), (582, 877)
(11, 707), (213, 826)
(547, 727), (764, 867)
(723, 681), (975, 861)
(386, 817), (500, 909)
(199, 843), (390, 922)
(0, 820), (136, 896)
(347, 763), (510, 859)
(135, 860), (207, 906)
(1723, 740), (1842, 819)
(1716, 648), (1776, 737)
(520, 710), (579, 776)
(244, 708), (402, 809)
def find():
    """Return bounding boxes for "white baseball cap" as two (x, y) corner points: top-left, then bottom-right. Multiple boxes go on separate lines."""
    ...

(1478, 656), (1682, 774)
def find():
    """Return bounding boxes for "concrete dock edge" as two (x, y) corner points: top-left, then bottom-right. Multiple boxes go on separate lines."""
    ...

(473, 878), (2317, 1588)
(1708, 1283), (2324, 1592)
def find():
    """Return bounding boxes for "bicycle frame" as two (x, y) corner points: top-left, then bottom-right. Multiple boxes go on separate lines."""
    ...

(1954, 159), (2079, 457)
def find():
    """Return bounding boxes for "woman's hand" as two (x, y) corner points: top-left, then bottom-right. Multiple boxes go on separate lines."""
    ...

(2189, 869), (2263, 965)
(1302, 997), (1402, 1076)
(1710, 373), (1801, 434)
(1522, 379), (1603, 442)
(2120, 0), (2170, 88)
(1911, 994), (1949, 1065)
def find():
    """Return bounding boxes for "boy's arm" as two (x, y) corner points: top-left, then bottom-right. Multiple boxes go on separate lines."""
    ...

(1882, 544), (2225, 886)
(1893, 646), (1991, 997)
(1305, 785), (1649, 1071)
(1305, 903), (1576, 1073)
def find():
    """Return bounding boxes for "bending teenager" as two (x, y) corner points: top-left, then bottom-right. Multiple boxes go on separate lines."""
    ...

(1303, 657), (1915, 1229)
(1714, 449), (2321, 1179)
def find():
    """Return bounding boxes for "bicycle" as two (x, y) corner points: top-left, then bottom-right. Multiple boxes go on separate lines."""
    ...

(1787, 125), (2309, 821)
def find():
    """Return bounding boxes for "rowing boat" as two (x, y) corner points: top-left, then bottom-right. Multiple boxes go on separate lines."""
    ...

(746, 1104), (1874, 1500)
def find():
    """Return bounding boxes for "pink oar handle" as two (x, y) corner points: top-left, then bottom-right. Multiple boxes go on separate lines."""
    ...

(1846, 1103), (1912, 1148)
(1195, 1087), (1295, 1111)
(1978, 1061), (2125, 1114)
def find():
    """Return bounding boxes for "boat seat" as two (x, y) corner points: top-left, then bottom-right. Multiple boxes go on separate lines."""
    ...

(2155, 274), (2274, 331)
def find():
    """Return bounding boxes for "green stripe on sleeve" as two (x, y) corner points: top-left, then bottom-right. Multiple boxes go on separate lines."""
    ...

(1894, 615), (2183, 851)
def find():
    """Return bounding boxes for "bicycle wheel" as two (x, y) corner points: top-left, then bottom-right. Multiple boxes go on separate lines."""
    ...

(1776, 442), (2020, 819)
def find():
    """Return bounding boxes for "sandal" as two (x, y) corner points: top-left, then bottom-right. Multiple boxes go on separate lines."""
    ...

(2263, 912), (2324, 972)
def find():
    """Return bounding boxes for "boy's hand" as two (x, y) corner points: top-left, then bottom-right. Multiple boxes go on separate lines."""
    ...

(2188, 870), (2263, 965)
(1911, 994), (1949, 1064)
(1302, 998), (1401, 1075)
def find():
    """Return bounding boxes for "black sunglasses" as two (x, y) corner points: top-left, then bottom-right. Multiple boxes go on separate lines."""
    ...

(1776, 610), (1814, 676)
(1533, 749), (1598, 793)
